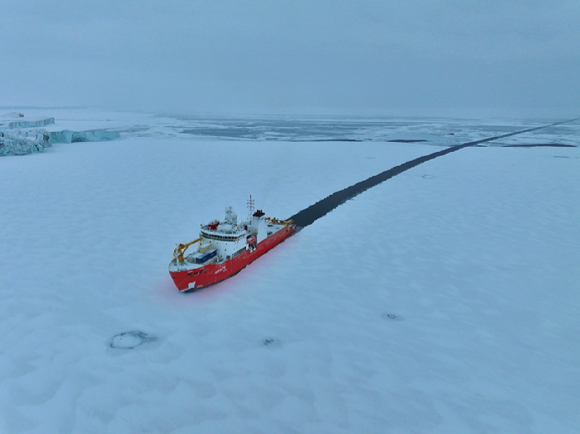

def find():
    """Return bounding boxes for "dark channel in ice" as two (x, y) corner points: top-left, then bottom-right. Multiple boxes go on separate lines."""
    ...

(288, 118), (578, 229)
(503, 143), (576, 148)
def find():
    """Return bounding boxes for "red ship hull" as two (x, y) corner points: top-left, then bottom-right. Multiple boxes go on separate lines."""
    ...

(170, 225), (296, 292)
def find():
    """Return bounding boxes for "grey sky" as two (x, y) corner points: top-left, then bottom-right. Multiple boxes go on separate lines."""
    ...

(1, 0), (579, 116)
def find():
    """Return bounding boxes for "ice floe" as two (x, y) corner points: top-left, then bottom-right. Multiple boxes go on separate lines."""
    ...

(0, 109), (578, 433)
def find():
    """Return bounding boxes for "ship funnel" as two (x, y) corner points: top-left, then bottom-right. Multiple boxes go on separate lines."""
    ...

(251, 210), (267, 243)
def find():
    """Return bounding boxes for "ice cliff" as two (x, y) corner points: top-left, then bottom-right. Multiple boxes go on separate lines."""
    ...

(49, 129), (120, 144)
(0, 129), (51, 156)
(0, 112), (120, 156)
(0, 112), (55, 129)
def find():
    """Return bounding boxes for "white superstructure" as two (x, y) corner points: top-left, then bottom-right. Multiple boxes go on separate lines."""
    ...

(170, 199), (294, 276)
(195, 206), (244, 261)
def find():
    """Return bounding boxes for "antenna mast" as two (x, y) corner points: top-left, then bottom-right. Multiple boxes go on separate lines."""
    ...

(247, 195), (255, 221)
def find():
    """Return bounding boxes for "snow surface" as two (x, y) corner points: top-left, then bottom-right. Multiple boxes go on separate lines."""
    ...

(0, 110), (579, 433)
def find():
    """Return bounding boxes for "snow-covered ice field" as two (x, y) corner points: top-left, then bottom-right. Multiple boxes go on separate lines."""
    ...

(1, 110), (579, 433)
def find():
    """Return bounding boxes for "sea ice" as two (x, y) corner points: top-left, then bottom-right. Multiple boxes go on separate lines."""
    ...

(0, 110), (578, 433)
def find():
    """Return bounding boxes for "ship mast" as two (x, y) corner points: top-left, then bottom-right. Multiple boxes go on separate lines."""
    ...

(246, 195), (255, 223)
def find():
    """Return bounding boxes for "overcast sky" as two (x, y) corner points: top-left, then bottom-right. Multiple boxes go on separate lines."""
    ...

(1, 0), (579, 116)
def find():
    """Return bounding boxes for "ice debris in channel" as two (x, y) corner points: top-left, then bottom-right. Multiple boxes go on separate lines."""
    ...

(0, 112), (120, 156)
(110, 331), (158, 349)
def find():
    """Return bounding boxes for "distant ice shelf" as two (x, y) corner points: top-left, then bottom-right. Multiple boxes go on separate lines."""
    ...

(0, 112), (120, 156)
(0, 112), (55, 129)
(0, 128), (121, 156)
(48, 129), (120, 144)
(6, 117), (55, 129)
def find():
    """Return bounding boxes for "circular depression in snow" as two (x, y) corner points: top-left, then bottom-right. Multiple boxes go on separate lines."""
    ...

(110, 331), (158, 349)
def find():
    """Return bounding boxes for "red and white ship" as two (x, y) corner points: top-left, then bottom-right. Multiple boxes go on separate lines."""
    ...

(169, 197), (296, 292)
